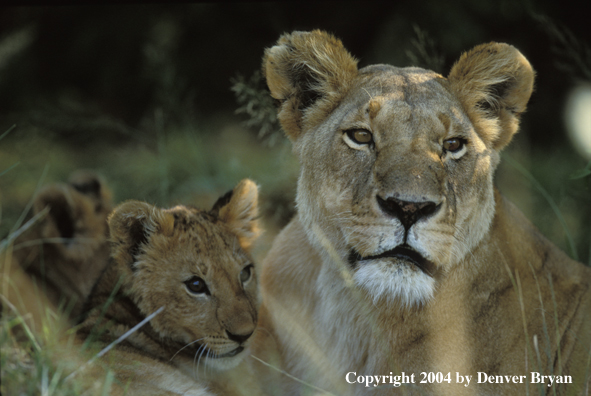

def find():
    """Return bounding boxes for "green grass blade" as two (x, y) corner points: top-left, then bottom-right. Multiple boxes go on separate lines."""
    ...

(504, 155), (578, 261)
(9, 165), (50, 235)
(66, 306), (164, 383)
(0, 124), (16, 141)
(0, 161), (20, 178)
(0, 207), (49, 253)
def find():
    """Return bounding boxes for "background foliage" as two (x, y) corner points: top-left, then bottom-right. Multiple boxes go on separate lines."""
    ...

(1, 1), (590, 258)
(1, 1), (590, 394)
(3, 0), (589, 263)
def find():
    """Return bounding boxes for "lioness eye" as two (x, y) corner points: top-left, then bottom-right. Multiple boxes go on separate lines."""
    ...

(346, 129), (373, 145)
(185, 276), (209, 295)
(240, 264), (254, 283)
(443, 138), (465, 153)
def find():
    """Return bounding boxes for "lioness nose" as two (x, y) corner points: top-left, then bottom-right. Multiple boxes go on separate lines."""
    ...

(377, 196), (440, 229)
(227, 330), (254, 344)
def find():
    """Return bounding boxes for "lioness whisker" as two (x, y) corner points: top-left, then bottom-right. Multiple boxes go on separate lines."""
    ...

(252, 28), (590, 394)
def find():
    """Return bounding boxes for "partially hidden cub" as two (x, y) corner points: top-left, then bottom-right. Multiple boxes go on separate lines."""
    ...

(77, 179), (261, 396)
(11, 170), (113, 321)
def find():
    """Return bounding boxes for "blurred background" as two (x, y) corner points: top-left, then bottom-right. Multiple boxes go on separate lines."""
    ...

(1, 0), (590, 264)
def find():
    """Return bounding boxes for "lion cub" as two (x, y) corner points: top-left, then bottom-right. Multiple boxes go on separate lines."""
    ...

(77, 179), (260, 396)
(11, 170), (113, 320)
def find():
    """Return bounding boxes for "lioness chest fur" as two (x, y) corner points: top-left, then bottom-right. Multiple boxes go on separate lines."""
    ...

(254, 30), (591, 395)
(77, 179), (261, 396)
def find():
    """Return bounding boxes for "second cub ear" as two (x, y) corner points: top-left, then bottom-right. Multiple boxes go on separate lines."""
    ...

(263, 30), (358, 140)
(448, 42), (535, 151)
(34, 184), (76, 241)
(108, 201), (174, 269)
(211, 179), (260, 251)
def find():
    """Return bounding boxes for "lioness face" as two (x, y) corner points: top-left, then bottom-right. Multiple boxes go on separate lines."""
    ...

(296, 67), (496, 306)
(264, 30), (534, 307)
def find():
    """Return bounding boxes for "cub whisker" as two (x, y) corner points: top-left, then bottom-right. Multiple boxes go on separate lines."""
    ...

(73, 178), (260, 393)
(194, 342), (208, 380)
(169, 337), (206, 362)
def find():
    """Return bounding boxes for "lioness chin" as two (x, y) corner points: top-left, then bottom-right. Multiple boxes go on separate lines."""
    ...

(253, 30), (591, 395)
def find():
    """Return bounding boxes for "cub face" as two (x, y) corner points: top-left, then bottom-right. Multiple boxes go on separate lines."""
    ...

(264, 30), (534, 307)
(108, 179), (261, 371)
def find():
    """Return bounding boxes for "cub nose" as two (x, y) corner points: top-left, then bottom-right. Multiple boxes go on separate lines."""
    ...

(377, 196), (440, 230)
(226, 330), (254, 344)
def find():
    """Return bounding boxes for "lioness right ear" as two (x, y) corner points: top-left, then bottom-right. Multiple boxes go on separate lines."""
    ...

(108, 201), (174, 270)
(263, 30), (358, 140)
(211, 179), (261, 251)
(448, 42), (535, 151)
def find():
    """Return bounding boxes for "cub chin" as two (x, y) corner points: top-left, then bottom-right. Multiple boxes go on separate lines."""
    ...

(77, 179), (261, 395)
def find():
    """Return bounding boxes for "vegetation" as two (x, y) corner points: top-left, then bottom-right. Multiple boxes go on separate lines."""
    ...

(1, 1), (589, 394)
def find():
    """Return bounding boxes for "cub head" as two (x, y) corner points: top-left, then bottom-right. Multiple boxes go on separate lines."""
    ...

(108, 179), (261, 371)
(32, 170), (113, 261)
(264, 30), (534, 307)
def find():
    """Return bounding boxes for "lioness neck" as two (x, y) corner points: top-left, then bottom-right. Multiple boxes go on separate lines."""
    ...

(259, 190), (591, 393)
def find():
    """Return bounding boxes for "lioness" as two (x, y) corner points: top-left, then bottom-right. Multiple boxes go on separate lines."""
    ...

(254, 30), (591, 395)
(77, 179), (261, 395)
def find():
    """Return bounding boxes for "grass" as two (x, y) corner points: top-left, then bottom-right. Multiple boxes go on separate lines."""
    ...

(496, 136), (591, 266)
(1, 256), (86, 395)
(1, 113), (589, 395)
(2, 8), (590, 393)
(503, 154), (579, 261)
(0, 119), (302, 395)
(0, 120), (300, 261)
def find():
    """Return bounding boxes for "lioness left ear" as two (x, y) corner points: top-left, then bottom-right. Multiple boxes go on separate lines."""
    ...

(448, 42), (535, 150)
(211, 179), (260, 251)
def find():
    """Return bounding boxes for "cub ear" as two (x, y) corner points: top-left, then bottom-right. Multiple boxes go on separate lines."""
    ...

(211, 179), (260, 251)
(108, 201), (175, 269)
(263, 30), (358, 140)
(68, 170), (113, 212)
(68, 170), (104, 198)
(34, 184), (76, 241)
(448, 42), (535, 151)
(32, 181), (110, 261)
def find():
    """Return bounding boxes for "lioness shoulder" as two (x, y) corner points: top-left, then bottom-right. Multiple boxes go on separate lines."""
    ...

(77, 179), (261, 395)
(254, 30), (591, 395)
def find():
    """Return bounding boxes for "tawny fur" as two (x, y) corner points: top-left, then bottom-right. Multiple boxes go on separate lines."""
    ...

(253, 30), (591, 395)
(11, 171), (113, 320)
(76, 179), (262, 395)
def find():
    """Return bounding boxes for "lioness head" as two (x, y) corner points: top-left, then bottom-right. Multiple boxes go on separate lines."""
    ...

(108, 179), (261, 370)
(264, 30), (534, 307)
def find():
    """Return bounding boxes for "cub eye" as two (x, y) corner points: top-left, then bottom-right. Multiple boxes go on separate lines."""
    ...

(346, 129), (373, 145)
(185, 276), (210, 295)
(240, 264), (254, 284)
(443, 138), (466, 153)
